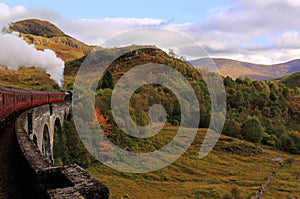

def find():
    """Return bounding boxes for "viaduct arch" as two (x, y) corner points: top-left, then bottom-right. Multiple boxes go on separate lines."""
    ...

(15, 102), (109, 198)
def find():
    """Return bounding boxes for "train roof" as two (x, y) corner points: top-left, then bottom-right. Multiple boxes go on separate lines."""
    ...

(0, 85), (64, 94)
(0, 85), (9, 91)
(30, 90), (51, 94)
(0, 85), (31, 94)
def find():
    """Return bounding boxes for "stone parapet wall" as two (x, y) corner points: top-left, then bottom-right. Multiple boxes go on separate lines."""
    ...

(15, 104), (109, 199)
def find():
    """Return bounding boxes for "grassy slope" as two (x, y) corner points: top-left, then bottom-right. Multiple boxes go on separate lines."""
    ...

(3, 19), (299, 198)
(0, 66), (57, 90)
(0, 19), (94, 90)
(87, 127), (300, 199)
(20, 33), (93, 62)
(10, 19), (94, 62)
(281, 72), (300, 88)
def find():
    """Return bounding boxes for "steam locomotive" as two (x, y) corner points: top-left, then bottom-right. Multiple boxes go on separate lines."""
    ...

(0, 85), (72, 125)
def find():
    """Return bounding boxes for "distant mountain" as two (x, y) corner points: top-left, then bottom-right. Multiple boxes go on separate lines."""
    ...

(9, 19), (94, 62)
(189, 58), (300, 80)
(281, 71), (300, 88)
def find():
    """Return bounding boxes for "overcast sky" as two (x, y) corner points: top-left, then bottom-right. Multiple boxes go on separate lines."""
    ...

(1, 0), (300, 64)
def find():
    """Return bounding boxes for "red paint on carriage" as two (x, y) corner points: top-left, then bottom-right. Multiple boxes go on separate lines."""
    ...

(49, 92), (65, 103)
(0, 85), (66, 124)
(31, 91), (49, 107)
(12, 89), (31, 112)
(0, 86), (15, 121)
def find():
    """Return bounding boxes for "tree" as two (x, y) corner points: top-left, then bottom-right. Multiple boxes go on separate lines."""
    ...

(223, 120), (241, 138)
(241, 116), (264, 143)
(100, 69), (114, 89)
(223, 76), (234, 87)
(269, 91), (277, 101)
(262, 133), (277, 147)
(93, 108), (115, 162)
(282, 87), (290, 99)
(235, 77), (243, 84)
(279, 134), (294, 153)
(233, 91), (244, 108)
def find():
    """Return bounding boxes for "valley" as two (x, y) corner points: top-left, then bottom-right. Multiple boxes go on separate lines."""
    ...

(0, 18), (299, 199)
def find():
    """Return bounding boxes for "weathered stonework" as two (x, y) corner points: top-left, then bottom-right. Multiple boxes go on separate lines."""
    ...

(15, 102), (109, 199)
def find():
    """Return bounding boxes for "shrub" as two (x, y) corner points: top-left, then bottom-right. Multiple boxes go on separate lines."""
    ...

(241, 116), (264, 143)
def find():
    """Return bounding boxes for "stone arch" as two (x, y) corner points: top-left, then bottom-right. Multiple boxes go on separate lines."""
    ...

(64, 110), (68, 120)
(54, 117), (62, 136)
(53, 117), (64, 165)
(42, 124), (52, 162)
(33, 134), (38, 148)
(66, 112), (72, 121)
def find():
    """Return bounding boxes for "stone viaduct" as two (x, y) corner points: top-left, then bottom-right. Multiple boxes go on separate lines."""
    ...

(15, 102), (109, 199)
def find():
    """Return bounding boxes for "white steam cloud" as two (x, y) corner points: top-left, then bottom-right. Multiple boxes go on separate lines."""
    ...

(0, 32), (65, 86)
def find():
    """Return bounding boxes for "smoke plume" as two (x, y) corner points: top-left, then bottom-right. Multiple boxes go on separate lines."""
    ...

(0, 32), (65, 86)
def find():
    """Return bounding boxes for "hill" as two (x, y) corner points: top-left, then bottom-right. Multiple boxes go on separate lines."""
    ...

(10, 19), (66, 38)
(281, 71), (300, 88)
(63, 46), (201, 89)
(89, 128), (300, 199)
(1, 18), (299, 198)
(9, 19), (94, 62)
(0, 19), (94, 90)
(190, 58), (300, 80)
(0, 66), (58, 91)
(57, 119), (300, 199)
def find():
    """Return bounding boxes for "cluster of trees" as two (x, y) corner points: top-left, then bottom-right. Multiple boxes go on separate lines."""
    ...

(222, 76), (300, 154)
(55, 47), (300, 169)
(53, 114), (94, 168)
(96, 48), (300, 154)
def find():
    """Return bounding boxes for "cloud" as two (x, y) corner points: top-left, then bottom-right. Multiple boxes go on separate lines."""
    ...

(178, 0), (300, 64)
(0, 3), (61, 27)
(0, 3), (65, 86)
(0, 32), (64, 86)
(1, 1), (300, 65)
(275, 31), (300, 48)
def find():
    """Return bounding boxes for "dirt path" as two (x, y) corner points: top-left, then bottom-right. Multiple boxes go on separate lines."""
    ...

(252, 161), (283, 199)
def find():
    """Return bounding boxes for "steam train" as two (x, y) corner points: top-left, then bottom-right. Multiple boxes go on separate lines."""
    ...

(0, 85), (72, 124)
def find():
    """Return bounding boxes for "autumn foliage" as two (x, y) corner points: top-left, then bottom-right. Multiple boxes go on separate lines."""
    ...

(93, 107), (115, 161)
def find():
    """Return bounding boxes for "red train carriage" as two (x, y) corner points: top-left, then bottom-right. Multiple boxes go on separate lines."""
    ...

(31, 91), (49, 107)
(0, 85), (67, 126)
(0, 86), (15, 121)
(49, 92), (65, 103)
(12, 88), (31, 112)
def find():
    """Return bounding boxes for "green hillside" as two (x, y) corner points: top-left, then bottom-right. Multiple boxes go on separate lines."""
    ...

(88, 128), (300, 199)
(1, 18), (300, 199)
(0, 66), (58, 91)
(281, 72), (300, 88)
(56, 118), (300, 199)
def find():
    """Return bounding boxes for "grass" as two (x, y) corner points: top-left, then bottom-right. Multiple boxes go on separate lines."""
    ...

(264, 160), (300, 199)
(10, 19), (94, 62)
(281, 71), (300, 88)
(87, 126), (300, 199)
(0, 66), (58, 90)
(21, 33), (93, 62)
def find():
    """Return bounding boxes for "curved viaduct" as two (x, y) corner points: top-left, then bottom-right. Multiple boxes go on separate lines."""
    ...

(12, 102), (109, 199)
(19, 102), (69, 164)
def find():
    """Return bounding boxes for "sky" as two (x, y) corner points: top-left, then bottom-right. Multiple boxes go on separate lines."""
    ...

(1, 0), (230, 23)
(1, 0), (300, 64)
